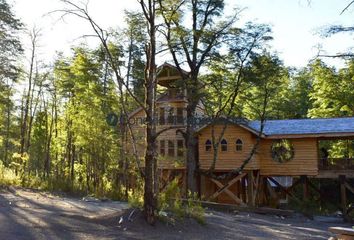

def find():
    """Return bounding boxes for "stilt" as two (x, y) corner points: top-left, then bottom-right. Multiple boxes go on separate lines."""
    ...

(241, 177), (247, 203)
(339, 175), (347, 218)
(301, 175), (309, 200)
(247, 171), (255, 207)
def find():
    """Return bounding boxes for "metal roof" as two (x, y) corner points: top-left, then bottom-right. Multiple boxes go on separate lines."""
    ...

(247, 117), (354, 136)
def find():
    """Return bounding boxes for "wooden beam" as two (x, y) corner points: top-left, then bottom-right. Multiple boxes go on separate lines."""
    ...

(301, 175), (309, 200)
(247, 171), (255, 207)
(211, 178), (245, 206)
(209, 173), (247, 206)
(344, 181), (354, 195)
(179, 199), (294, 216)
(339, 175), (347, 216)
(316, 170), (354, 179)
(266, 133), (354, 139)
(252, 171), (260, 205)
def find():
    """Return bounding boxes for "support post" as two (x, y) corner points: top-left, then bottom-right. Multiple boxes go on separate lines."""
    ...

(339, 175), (347, 218)
(301, 175), (309, 200)
(241, 177), (247, 203)
(247, 171), (255, 207)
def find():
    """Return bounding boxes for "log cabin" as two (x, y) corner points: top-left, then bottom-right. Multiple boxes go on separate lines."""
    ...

(128, 63), (354, 216)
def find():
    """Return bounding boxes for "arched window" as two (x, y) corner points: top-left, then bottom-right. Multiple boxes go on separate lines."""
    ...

(205, 139), (212, 152)
(236, 139), (243, 151)
(221, 139), (228, 152)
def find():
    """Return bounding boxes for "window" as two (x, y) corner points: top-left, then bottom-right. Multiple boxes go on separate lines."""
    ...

(160, 140), (165, 156)
(177, 140), (184, 157)
(236, 139), (243, 151)
(159, 108), (165, 125)
(167, 107), (175, 124)
(168, 140), (175, 157)
(205, 139), (212, 152)
(221, 139), (227, 152)
(176, 108), (184, 124)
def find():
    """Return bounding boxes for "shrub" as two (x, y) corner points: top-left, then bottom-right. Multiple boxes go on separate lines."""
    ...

(158, 178), (205, 224)
(0, 161), (21, 186)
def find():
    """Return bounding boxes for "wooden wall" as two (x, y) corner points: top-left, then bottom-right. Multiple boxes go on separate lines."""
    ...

(127, 101), (188, 169)
(198, 124), (259, 170)
(197, 124), (319, 176)
(259, 138), (318, 176)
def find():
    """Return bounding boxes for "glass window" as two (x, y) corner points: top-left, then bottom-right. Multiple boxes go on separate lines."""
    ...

(167, 107), (175, 124)
(177, 140), (184, 157)
(160, 140), (165, 156)
(221, 139), (227, 152)
(205, 139), (212, 152)
(236, 139), (243, 151)
(159, 108), (165, 125)
(168, 140), (175, 157)
(177, 108), (184, 124)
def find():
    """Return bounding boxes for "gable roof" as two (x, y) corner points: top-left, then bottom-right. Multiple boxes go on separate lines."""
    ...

(194, 117), (263, 137)
(248, 117), (354, 137)
(157, 62), (189, 76)
(195, 116), (354, 138)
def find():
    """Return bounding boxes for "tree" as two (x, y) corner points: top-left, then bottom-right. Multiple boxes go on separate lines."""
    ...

(308, 59), (354, 117)
(0, 0), (22, 168)
(55, 0), (162, 224)
(159, 0), (237, 193)
(0, 0), (23, 81)
(124, 11), (146, 101)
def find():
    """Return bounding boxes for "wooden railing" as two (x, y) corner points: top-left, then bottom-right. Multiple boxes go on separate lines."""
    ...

(319, 158), (354, 170)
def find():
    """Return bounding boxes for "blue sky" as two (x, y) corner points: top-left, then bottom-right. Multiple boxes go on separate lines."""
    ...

(12, 0), (354, 68)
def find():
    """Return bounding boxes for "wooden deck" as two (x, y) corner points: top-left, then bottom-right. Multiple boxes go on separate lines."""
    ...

(317, 157), (354, 178)
(316, 170), (354, 178)
(319, 158), (354, 170)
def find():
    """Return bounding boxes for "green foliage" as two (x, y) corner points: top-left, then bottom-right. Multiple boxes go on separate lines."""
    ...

(308, 59), (354, 118)
(0, 0), (23, 80)
(239, 53), (288, 120)
(158, 179), (205, 224)
(0, 161), (20, 186)
(128, 180), (144, 208)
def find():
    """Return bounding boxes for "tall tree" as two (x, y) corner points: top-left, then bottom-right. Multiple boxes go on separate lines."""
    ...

(0, 0), (22, 81)
(0, 0), (22, 167)
(159, 0), (237, 192)
(308, 59), (354, 117)
(124, 11), (146, 101)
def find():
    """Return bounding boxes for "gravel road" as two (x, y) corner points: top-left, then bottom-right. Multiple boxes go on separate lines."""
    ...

(0, 187), (351, 240)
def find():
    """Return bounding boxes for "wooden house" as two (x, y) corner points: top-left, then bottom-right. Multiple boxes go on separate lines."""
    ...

(128, 63), (354, 216)
(196, 117), (354, 212)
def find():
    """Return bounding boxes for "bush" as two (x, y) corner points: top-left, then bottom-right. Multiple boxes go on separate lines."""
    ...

(0, 161), (21, 187)
(158, 178), (205, 224)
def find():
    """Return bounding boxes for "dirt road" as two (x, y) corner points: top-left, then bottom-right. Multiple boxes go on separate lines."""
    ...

(0, 187), (350, 239)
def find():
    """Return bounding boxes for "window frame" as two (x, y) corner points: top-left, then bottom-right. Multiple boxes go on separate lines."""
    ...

(177, 139), (184, 157)
(176, 108), (184, 125)
(221, 139), (228, 152)
(168, 140), (175, 157)
(167, 107), (175, 124)
(160, 140), (165, 156)
(205, 139), (212, 152)
(159, 107), (165, 125)
(236, 139), (243, 152)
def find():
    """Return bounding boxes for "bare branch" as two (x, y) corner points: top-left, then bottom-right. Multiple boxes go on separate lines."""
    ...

(341, 0), (354, 15)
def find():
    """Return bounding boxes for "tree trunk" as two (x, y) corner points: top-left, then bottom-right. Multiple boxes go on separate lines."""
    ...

(141, 0), (158, 225)
(4, 83), (11, 166)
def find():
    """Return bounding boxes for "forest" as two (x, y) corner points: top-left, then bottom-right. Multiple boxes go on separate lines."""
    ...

(0, 0), (354, 225)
